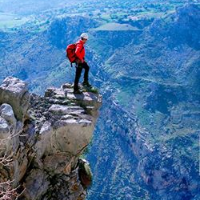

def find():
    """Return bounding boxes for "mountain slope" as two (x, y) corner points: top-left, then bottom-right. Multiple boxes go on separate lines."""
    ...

(86, 3), (200, 200)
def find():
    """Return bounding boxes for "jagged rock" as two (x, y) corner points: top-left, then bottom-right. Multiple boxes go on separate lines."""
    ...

(0, 116), (10, 155)
(0, 116), (9, 136)
(23, 169), (50, 200)
(15, 149), (29, 183)
(32, 84), (101, 157)
(49, 104), (85, 116)
(0, 77), (102, 200)
(66, 91), (102, 108)
(43, 152), (72, 174)
(0, 103), (17, 125)
(0, 77), (30, 121)
(34, 121), (53, 159)
(0, 103), (19, 155)
(51, 119), (93, 156)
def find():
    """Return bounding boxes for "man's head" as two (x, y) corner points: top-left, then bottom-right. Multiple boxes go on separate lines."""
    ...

(80, 33), (88, 43)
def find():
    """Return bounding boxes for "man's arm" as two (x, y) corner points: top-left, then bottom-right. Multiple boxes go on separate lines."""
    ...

(75, 43), (84, 63)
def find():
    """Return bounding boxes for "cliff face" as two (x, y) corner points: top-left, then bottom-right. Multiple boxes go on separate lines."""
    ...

(86, 4), (200, 200)
(0, 77), (101, 200)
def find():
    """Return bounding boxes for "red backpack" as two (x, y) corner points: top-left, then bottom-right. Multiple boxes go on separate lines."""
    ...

(66, 44), (77, 67)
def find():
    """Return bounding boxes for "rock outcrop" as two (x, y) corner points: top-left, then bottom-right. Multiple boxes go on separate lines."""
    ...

(0, 77), (101, 200)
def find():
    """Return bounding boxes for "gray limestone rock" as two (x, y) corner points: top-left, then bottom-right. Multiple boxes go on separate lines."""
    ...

(0, 116), (9, 136)
(0, 103), (16, 125)
(0, 77), (102, 200)
(0, 103), (20, 155)
(34, 121), (53, 159)
(0, 116), (10, 154)
(0, 77), (30, 121)
(23, 169), (50, 200)
(51, 119), (93, 155)
(43, 152), (72, 174)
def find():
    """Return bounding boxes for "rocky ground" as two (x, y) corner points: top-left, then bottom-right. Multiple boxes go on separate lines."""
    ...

(0, 77), (101, 200)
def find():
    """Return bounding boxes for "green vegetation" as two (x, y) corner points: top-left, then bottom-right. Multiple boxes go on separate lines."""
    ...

(93, 23), (138, 31)
(0, 13), (29, 30)
(1, 0), (195, 32)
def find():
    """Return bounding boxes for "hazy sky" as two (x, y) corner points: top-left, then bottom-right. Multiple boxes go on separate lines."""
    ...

(0, 0), (87, 15)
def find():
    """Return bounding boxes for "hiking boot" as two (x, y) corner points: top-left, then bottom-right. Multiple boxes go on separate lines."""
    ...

(73, 89), (82, 94)
(83, 81), (92, 88)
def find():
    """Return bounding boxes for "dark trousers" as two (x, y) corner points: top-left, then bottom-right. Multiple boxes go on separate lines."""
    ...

(74, 62), (90, 90)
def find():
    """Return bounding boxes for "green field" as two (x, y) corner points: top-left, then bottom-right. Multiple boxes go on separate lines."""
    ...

(0, 12), (29, 29)
(93, 22), (139, 31)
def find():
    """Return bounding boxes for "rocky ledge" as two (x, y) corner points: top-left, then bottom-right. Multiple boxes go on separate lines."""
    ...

(0, 77), (102, 200)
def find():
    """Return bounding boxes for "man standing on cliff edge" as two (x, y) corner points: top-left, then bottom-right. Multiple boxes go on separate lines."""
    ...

(73, 33), (92, 94)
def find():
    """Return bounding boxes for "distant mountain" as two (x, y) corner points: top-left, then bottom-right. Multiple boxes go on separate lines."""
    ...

(0, 0), (86, 15)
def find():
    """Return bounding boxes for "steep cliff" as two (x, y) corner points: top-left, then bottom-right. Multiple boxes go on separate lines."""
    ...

(86, 3), (200, 200)
(0, 77), (101, 200)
